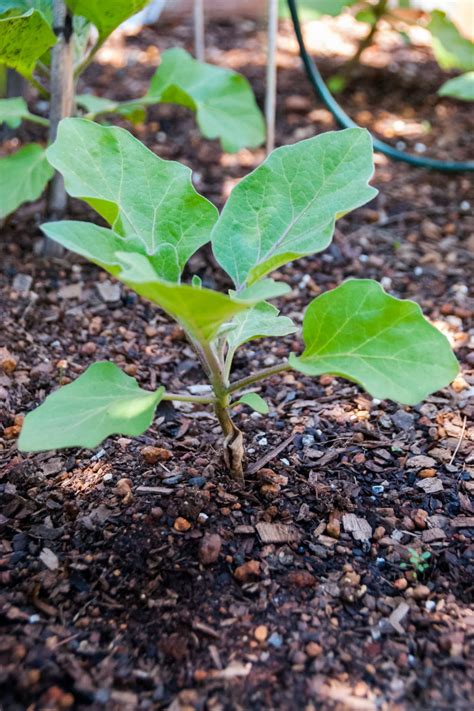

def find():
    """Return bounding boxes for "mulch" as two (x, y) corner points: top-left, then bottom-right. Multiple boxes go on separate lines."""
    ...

(0, 12), (473, 711)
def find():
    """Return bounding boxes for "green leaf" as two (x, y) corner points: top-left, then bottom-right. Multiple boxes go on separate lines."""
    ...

(438, 72), (474, 101)
(0, 1), (52, 22)
(0, 8), (56, 79)
(289, 279), (458, 405)
(1, 96), (31, 127)
(76, 94), (146, 124)
(298, 0), (357, 17)
(110, 252), (254, 343)
(144, 47), (265, 153)
(235, 392), (269, 414)
(65, 0), (149, 42)
(46, 118), (218, 281)
(226, 302), (297, 354)
(428, 11), (474, 71)
(18, 362), (164, 452)
(0, 144), (53, 219)
(232, 278), (291, 302)
(212, 128), (377, 289)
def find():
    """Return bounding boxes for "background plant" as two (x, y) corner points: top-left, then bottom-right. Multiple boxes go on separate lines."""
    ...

(0, 0), (265, 222)
(18, 119), (458, 479)
(302, 1), (474, 101)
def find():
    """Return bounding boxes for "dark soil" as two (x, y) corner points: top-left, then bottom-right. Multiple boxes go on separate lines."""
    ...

(1, 13), (473, 711)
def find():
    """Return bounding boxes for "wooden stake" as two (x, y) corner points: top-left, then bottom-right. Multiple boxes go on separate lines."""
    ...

(265, 0), (278, 154)
(194, 0), (205, 62)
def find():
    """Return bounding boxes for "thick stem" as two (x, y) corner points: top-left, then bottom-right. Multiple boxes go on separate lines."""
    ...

(162, 392), (215, 405)
(214, 398), (244, 482)
(227, 361), (290, 395)
(45, 1), (75, 240)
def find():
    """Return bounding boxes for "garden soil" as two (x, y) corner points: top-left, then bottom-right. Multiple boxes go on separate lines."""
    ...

(0, 14), (473, 711)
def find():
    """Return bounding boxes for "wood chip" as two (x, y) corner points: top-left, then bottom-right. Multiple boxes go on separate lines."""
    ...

(388, 601), (410, 634)
(39, 547), (59, 571)
(135, 485), (174, 495)
(416, 478), (444, 494)
(342, 513), (372, 542)
(255, 522), (301, 544)
(422, 527), (446, 543)
(450, 516), (474, 529)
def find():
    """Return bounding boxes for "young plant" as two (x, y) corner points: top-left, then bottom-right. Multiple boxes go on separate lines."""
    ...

(305, 1), (474, 100)
(18, 119), (458, 479)
(0, 0), (265, 220)
(400, 548), (431, 578)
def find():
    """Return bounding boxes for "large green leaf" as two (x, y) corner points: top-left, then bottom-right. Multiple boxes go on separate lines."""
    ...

(0, 1), (52, 22)
(65, 0), (149, 42)
(0, 8), (56, 79)
(438, 72), (474, 101)
(428, 11), (474, 71)
(19, 362), (164, 452)
(226, 302), (297, 354)
(212, 128), (377, 289)
(0, 144), (53, 219)
(115, 252), (253, 343)
(289, 280), (458, 405)
(40, 224), (254, 342)
(46, 119), (218, 281)
(0, 97), (48, 127)
(144, 48), (265, 153)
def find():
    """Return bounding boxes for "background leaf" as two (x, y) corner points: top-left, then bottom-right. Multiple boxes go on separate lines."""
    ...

(19, 362), (164, 452)
(428, 11), (474, 71)
(0, 8), (56, 79)
(438, 72), (474, 101)
(46, 119), (218, 281)
(235, 392), (269, 414)
(0, 144), (53, 219)
(65, 0), (149, 42)
(289, 279), (458, 405)
(76, 95), (146, 125)
(144, 47), (265, 153)
(212, 128), (377, 289)
(0, 96), (39, 128)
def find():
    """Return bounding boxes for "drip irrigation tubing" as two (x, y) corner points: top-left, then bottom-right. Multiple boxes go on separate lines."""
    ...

(286, 0), (474, 172)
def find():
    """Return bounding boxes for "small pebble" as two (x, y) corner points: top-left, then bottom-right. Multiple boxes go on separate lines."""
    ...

(174, 517), (191, 532)
(254, 625), (268, 642)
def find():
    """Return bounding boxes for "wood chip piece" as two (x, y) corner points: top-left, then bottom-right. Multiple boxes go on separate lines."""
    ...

(388, 601), (410, 634)
(416, 478), (444, 494)
(342, 513), (372, 542)
(255, 522), (301, 544)
(39, 547), (59, 571)
(450, 516), (474, 529)
(135, 485), (174, 495)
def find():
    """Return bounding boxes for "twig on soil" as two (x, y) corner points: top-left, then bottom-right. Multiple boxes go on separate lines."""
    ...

(449, 415), (467, 466)
(247, 431), (295, 476)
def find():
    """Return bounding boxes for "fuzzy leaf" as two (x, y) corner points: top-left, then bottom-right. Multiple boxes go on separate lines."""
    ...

(226, 302), (297, 353)
(46, 119), (218, 281)
(0, 144), (53, 219)
(428, 11), (474, 71)
(0, 8), (56, 79)
(235, 393), (269, 414)
(289, 280), (458, 405)
(438, 71), (474, 101)
(232, 279), (291, 302)
(18, 362), (164, 452)
(65, 0), (149, 42)
(212, 128), (377, 289)
(144, 47), (265, 153)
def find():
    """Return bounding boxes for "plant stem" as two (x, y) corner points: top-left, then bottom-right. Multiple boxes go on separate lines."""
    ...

(45, 1), (75, 239)
(27, 114), (50, 127)
(29, 75), (49, 98)
(162, 392), (215, 405)
(227, 361), (290, 395)
(74, 38), (104, 79)
(345, 0), (388, 73)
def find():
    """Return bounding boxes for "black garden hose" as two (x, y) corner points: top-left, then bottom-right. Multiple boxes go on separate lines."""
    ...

(287, 0), (474, 172)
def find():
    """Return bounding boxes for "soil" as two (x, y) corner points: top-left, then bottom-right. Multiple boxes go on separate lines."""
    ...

(1, 13), (473, 711)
